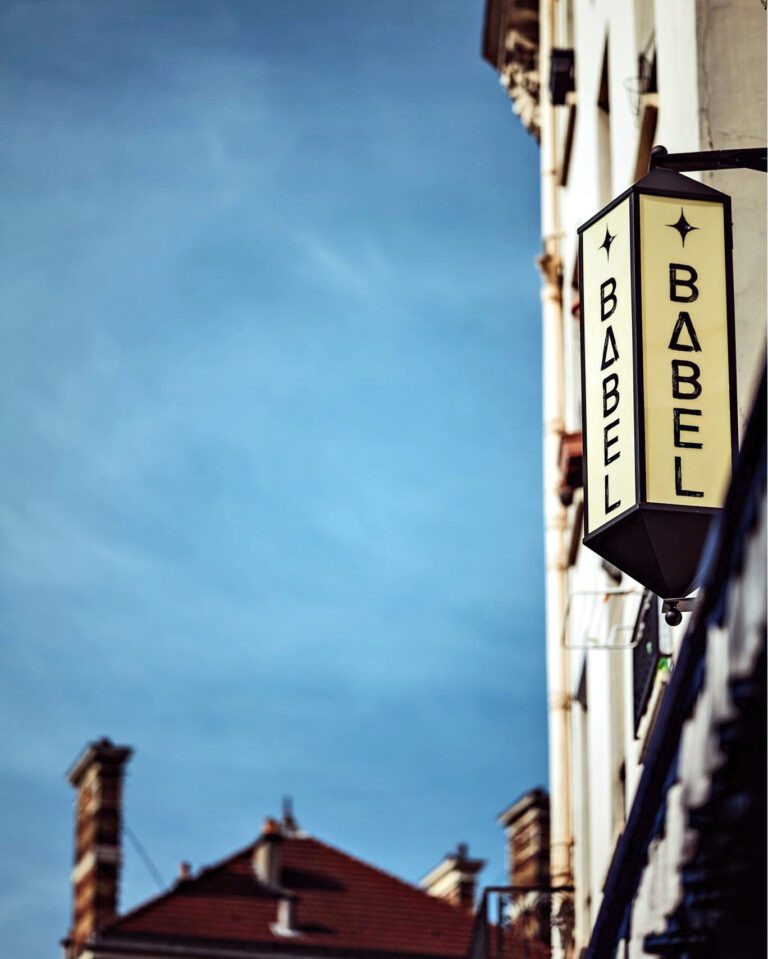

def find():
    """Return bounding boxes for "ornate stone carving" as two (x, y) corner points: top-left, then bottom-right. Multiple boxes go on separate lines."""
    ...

(499, 27), (540, 141)
(482, 0), (541, 140)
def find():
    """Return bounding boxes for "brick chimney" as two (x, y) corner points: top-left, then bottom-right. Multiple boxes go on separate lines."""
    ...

(498, 788), (550, 887)
(66, 738), (132, 952)
(419, 842), (485, 910)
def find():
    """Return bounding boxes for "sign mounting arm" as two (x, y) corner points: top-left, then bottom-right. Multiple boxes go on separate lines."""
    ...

(649, 145), (767, 175)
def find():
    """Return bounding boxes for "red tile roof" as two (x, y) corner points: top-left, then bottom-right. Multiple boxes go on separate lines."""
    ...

(100, 834), (476, 959)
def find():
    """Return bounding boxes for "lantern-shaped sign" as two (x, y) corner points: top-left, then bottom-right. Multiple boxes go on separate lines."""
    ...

(578, 167), (737, 599)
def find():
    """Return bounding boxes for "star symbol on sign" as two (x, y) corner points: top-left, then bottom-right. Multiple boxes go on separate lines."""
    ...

(667, 207), (698, 246)
(599, 226), (615, 259)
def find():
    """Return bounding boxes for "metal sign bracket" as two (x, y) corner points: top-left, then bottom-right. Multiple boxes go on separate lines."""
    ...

(649, 145), (767, 174)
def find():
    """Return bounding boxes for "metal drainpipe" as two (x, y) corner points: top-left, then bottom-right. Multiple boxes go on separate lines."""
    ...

(538, 0), (573, 912)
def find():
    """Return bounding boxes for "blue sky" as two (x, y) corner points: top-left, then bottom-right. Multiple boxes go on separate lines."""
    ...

(0, 1), (544, 953)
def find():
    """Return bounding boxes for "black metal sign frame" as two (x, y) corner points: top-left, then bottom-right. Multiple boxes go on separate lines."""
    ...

(577, 167), (738, 599)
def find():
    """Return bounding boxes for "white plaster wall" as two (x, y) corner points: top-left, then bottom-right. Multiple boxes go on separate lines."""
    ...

(561, 230), (581, 433)
(696, 0), (767, 428)
(584, 645), (613, 917)
(653, 0), (701, 152)
(560, 0), (646, 929)
(551, 0), (765, 949)
(569, 696), (591, 948)
(607, 0), (643, 191)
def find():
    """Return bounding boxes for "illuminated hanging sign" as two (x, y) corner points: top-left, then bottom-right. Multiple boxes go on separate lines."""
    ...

(578, 168), (737, 599)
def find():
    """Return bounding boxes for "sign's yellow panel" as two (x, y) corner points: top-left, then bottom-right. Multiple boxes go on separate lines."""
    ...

(582, 197), (637, 533)
(639, 195), (732, 507)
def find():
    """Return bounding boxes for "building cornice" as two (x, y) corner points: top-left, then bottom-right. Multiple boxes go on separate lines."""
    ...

(481, 0), (540, 141)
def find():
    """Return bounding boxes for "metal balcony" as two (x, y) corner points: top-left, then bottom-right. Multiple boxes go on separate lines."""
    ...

(468, 886), (574, 959)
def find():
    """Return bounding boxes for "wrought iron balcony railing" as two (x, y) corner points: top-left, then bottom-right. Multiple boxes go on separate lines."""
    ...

(468, 885), (575, 959)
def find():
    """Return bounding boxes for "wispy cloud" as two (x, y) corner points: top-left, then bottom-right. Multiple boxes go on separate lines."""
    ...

(295, 230), (392, 301)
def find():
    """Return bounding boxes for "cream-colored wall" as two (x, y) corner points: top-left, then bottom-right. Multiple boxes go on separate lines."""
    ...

(654, 0), (701, 151)
(549, 0), (765, 951)
(559, 0), (644, 933)
(696, 0), (767, 425)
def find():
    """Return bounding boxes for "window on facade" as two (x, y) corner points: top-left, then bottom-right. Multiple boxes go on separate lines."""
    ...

(632, 591), (660, 735)
(596, 40), (612, 205)
(631, 38), (658, 179)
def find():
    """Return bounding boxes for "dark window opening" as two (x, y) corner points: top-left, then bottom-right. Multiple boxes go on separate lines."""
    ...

(598, 42), (610, 113)
(632, 591), (660, 734)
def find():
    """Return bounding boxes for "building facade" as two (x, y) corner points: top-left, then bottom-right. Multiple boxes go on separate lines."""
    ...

(481, 0), (766, 955)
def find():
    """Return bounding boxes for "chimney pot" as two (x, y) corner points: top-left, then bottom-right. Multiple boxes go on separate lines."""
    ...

(254, 819), (284, 887)
(271, 895), (300, 937)
(179, 862), (192, 880)
(420, 841), (484, 911)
